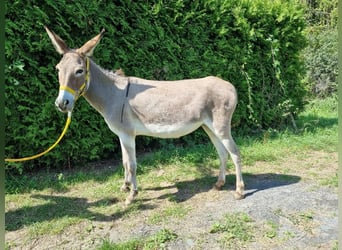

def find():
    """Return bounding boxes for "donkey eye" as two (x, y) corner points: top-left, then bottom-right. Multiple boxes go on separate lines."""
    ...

(75, 69), (84, 75)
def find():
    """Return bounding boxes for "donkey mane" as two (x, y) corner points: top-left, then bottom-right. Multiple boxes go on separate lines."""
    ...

(101, 67), (125, 80)
(114, 68), (125, 76)
(88, 61), (126, 87)
(103, 68), (126, 79)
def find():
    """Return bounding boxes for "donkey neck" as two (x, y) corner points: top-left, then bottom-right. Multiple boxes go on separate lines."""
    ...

(83, 59), (127, 116)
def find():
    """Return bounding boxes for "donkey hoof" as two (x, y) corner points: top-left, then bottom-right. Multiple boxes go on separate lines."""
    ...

(125, 197), (133, 206)
(125, 190), (138, 205)
(120, 184), (130, 193)
(121, 186), (130, 192)
(213, 180), (225, 190)
(233, 191), (245, 200)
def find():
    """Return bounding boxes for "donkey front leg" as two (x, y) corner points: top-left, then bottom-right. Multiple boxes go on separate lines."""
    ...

(119, 136), (138, 205)
(120, 139), (131, 193)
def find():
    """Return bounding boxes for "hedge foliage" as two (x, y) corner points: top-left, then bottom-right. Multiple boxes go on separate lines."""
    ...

(300, 0), (337, 27)
(5, 0), (307, 172)
(303, 27), (337, 97)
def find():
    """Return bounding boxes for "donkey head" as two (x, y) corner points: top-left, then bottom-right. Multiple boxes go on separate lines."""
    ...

(45, 26), (105, 113)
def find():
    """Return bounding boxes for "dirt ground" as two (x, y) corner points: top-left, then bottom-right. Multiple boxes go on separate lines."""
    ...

(5, 151), (338, 249)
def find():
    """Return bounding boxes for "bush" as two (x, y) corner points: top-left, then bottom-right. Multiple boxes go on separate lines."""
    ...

(300, 0), (337, 27)
(303, 28), (337, 97)
(5, 0), (307, 172)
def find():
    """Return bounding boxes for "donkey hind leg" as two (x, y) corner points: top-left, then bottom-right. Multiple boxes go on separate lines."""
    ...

(203, 125), (245, 199)
(202, 126), (228, 190)
(119, 136), (138, 205)
(222, 137), (245, 199)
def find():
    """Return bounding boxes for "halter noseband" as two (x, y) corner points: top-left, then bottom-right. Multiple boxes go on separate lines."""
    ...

(59, 56), (90, 100)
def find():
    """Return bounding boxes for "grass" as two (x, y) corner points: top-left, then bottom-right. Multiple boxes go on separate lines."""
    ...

(147, 203), (189, 224)
(274, 208), (317, 237)
(100, 238), (141, 250)
(263, 220), (278, 239)
(210, 212), (255, 247)
(28, 217), (81, 237)
(5, 96), (338, 249)
(319, 173), (338, 187)
(98, 228), (177, 250)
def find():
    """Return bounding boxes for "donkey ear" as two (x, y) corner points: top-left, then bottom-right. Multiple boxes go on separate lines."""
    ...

(44, 26), (69, 55)
(77, 29), (105, 57)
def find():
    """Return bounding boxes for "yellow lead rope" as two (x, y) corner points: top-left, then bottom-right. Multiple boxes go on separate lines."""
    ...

(5, 57), (89, 163)
(5, 112), (72, 162)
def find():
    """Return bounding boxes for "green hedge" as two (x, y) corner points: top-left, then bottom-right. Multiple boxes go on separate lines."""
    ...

(5, 0), (307, 172)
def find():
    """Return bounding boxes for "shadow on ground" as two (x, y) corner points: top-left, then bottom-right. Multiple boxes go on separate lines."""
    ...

(5, 172), (300, 231)
(5, 194), (155, 231)
(144, 172), (301, 202)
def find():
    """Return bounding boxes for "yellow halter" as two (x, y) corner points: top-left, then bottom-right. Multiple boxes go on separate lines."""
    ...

(59, 57), (90, 99)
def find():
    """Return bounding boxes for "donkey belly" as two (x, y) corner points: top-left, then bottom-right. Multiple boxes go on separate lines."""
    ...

(136, 121), (202, 138)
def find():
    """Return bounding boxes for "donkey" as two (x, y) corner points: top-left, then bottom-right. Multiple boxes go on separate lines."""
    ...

(45, 27), (245, 204)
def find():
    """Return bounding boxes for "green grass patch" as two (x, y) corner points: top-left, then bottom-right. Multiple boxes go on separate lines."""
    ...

(28, 217), (81, 237)
(98, 228), (177, 250)
(147, 204), (189, 224)
(263, 220), (278, 239)
(99, 238), (141, 250)
(210, 212), (255, 247)
(319, 174), (338, 187)
(144, 228), (178, 250)
(5, 164), (118, 195)
(274, 209), (316, 233)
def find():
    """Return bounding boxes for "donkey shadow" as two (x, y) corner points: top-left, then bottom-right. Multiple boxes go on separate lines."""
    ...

(5, 194), (156, 232)
(143, 172), (301, 202)
(6, 172), (300, 231)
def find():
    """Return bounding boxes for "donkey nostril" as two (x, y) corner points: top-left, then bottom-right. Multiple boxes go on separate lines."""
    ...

(63, 100), (69, 106)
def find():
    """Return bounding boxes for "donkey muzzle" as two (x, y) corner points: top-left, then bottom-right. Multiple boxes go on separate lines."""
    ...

(55, 90), (75, 113)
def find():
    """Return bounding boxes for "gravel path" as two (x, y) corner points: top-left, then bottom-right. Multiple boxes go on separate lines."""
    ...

(94, 173), (337, 250)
